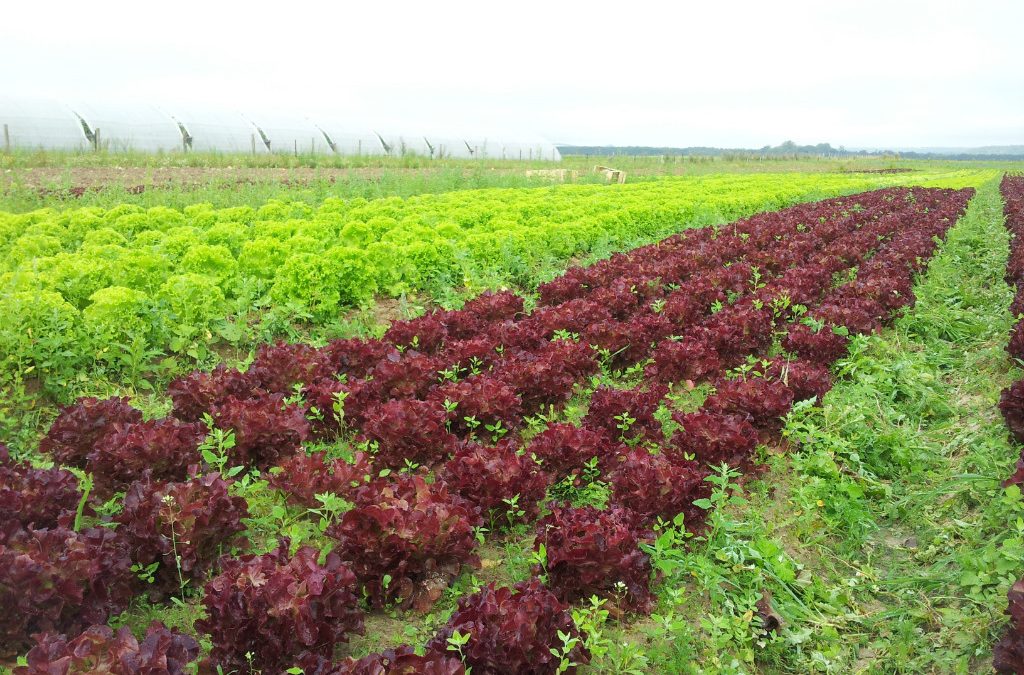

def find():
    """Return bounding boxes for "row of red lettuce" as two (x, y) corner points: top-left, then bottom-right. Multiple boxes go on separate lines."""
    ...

(994, 174), (1024, 673)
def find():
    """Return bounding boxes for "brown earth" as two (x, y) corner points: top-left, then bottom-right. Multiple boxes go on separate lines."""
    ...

(0, 166), (519, 191)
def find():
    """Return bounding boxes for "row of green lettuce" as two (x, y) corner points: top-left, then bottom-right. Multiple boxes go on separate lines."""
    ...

(0, 170), (993, 400)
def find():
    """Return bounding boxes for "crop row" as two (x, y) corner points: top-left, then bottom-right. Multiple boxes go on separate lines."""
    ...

(1, 186), (973, 673)
(994, 174), (1024, 673)
(0, 172), (945, 396)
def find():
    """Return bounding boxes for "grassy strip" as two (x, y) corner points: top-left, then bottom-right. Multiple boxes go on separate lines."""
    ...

(614, 176), (1018, 672)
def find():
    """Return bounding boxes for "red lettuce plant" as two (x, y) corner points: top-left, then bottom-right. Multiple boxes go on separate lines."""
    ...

(196, 541), (364, 674)
(431, 375), (523, 436)
(327, 475), (481, 610)
(369, 350), (442, 400)
(537, 269), (592, 306)
(1000, 379), (1024, 446)
(609, 447), (710, 529)
(837, 274), (914, 313)
(385, 312), (450, 354)
(993, 577), (1024, 673)
(704, 377), (795, 432)
(782, 323), (849, 366)
(167, 366), (255, 422)
(303, 376), (350, 439)
(589, 283), (642, 320)
(583, 385), (668, 444)
(319, 338), (397, 380)
(305, 377), (383, 435)
(529, 299), (613, 338)
(116, 473), (248, 596)
(439, 336), (503, 373)
(812, 298), (884, 335)
(427, 579), (590, 675)
(584, 315), (667, 369)
(293, 646), (465, 675)
(1010, 322), (1024, 362)
(1010, 289), (1024, 322)
(494, 340), (597, 413)
(0, 453), (82, 534)
(212, 393), (309, 469)
(0, 526), (135, 653)
(248, 341), (327, 394)
(698, 306), (774, 364)
(39, 397), (142, 467)
(645, 338), (721, 384)
(680, 276), (727, 307)
(660, 291), (705, 329)
(765, 359), (834, 403)
(438, 441), (549, 527)
(461, 290), (525, 324)
(534, 505), (655, 615)
(360, 399), (457, 469)
(526, 423), (616, 481)
(668, 411), (760, 468)
(268, 451), (374, 508)
(14, 622), (199, 675)
(86, 418), (206, 497)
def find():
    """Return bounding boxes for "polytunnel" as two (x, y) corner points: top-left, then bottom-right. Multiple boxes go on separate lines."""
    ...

(241, 113), (328, 155)
(423, 135), (474, 159)
(502, 140), (562, 161)
(0, 98), (89, 151)
(307, 117), (383, 156)
(0, 97), (562, 160)
(372, 129), (433, 158)
(68, 102), (184, 152)
(166, 106), (267, 154)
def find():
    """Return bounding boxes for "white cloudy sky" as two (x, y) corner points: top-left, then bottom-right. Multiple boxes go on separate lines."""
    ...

(2, 0), (1022, 148)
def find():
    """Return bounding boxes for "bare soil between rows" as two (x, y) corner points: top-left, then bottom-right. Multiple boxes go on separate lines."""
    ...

(0, 166), (511, 191)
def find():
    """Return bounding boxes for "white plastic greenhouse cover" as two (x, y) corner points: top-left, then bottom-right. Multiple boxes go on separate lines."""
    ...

(166, 106), (266, 154)
(241, 113), (328, 156)
(307, 117), (383, 156)
(372, 130), (433, 158)
(423, 136), (474, 159)
(496, 140), (561, 161)
(0, 98), (562, 160)
(0, 98), (88, 150)
(69, 102), (184, 152)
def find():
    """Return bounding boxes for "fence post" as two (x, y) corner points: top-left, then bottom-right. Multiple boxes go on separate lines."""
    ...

(94, 128), (101, 151)
(3, 124), (9, 152)
(251, 134), (256, 155)
(294, 139), (298, 157)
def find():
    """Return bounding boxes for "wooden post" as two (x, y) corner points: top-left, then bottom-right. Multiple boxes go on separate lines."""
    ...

(357, 139), (361, 155)
(3, 124), (9, 153)
(94, 128), (101, 151)
(294, 139), (298, 157)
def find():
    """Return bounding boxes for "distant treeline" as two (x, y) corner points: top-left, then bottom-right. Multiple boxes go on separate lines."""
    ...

(558, 141), (1024, 161)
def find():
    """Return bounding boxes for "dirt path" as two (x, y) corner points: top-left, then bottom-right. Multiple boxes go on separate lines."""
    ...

(0, 166), (477, 190)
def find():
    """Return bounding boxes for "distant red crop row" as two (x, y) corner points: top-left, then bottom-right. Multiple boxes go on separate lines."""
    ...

(992, 174), (1024, 673)
(9, 186), (973, 672)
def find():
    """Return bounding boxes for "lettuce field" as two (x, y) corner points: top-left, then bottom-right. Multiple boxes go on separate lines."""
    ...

(3, 159), (1024, 673)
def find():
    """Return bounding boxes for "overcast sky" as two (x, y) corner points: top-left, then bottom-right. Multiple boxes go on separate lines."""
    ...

(3, 0), (1022, 148)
